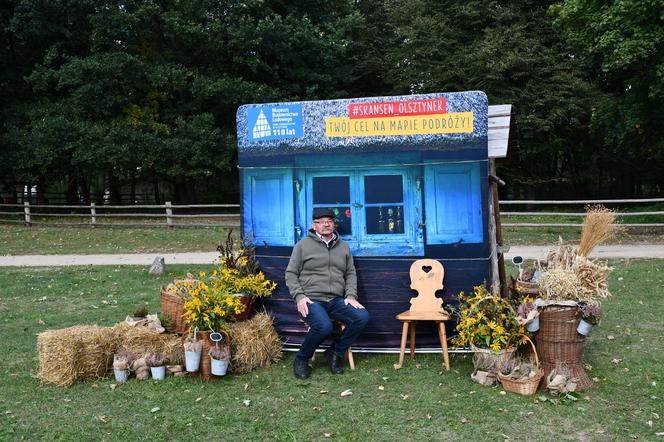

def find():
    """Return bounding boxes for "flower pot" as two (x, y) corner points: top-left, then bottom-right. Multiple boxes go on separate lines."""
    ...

(114, 369), (129, 383)
(233, 293), (255, 322)
(577, 319), (593, 336)
(150, 365), (166, 380)
(185, 350), (202, 372)
(526, 317), (540, 333)
(210, 358), (230, 376)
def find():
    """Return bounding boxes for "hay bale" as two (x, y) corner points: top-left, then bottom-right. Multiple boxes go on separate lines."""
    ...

(37, 325), (117, 387)
(229, 311), (282, 374)
(112, 323), (182, 363)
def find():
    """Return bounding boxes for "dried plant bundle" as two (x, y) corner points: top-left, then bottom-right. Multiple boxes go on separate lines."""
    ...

(573, 256), (612, 300)
(546, 239), (577, 270)
(539, 267), (581, 301)
(578, 205), (621, 257)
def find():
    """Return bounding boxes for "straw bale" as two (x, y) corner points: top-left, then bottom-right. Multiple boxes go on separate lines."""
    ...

(228, 312), (282, 374)
(112, 323), (182, 363)
(37, 325), (117, 387)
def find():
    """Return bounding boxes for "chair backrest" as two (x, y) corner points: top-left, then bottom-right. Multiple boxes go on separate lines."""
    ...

(408, 259), (445, 312)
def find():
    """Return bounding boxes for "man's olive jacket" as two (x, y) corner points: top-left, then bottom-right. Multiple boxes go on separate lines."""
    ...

(285, 229), (358, 304)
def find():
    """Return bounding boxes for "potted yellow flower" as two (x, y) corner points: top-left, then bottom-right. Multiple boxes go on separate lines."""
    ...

(452, 284), (527, 378)
(214, 231), (277, 321)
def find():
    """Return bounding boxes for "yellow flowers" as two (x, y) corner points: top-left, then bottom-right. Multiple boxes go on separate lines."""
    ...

(452, 284), (525, 352)
(181, 275), (246, 332)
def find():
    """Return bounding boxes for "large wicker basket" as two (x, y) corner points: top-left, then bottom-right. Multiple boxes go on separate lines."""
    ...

(498, 335), (545, 396)
(537, 306), (592, 390)
(160, 286), (188, 335)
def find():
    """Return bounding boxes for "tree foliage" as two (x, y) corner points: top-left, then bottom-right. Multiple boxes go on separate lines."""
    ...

(0, 0), (660, 203)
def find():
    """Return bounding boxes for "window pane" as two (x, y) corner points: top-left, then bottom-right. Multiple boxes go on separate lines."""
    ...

(314, 206), (352, 235)
(366, 205), (404, 234)
(364, 175), (403, 204)
(313, 176), (350, 204)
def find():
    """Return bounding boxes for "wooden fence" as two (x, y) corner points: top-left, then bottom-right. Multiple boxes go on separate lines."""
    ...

(0, 198), (663, 228)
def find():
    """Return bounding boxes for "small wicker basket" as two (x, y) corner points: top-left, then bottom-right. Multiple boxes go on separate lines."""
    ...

(498, 335), (545, 396)
(160, 286), (188, 335)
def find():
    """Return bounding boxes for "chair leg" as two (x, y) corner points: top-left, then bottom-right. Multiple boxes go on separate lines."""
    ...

(409, 322), (416, 360)
(437, 321), (450, 371)
(346, 347), (355, 370)
(394, 321), (409, 369)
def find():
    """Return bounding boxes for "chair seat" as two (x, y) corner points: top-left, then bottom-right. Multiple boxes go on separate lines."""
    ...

(396, 310), (451, 321)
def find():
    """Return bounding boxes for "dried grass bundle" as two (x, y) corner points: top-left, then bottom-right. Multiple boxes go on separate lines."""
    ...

(112, 323), (181, 363)
(578, 205), (621, 257)
(539, 267), (581, 301)
(573, 256), (613, 300)
(228, 311), (282, 374)
(546, 239), (577, 270)
(37, 325), (117, 387)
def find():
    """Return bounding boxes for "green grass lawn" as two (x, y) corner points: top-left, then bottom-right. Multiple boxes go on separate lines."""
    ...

(0, 261), (662, 440)
(0, 225), (233, 255)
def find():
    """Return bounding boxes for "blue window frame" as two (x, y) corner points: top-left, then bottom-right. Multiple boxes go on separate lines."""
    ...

(423, 162), (483, 244)
(303, 167), (423, 256)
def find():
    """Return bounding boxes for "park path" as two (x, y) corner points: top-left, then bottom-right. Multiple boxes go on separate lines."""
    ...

(0, 245), (662, 267)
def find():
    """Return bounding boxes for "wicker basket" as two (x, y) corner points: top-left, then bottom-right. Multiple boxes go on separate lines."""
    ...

(498, 335), (545, 396)
(537, 306), (592, 390)
(160, 286), (188, 335)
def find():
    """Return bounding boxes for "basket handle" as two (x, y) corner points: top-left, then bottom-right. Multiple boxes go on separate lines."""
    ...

(503, 334), (539, 369)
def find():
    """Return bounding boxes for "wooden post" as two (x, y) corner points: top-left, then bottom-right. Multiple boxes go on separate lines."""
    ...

(165, 201), (173, 227)
(488, 186), (500, 295)
(490, 160), (508, 296)
(90, 202), (97, 226)
(24, 202), (31, 226)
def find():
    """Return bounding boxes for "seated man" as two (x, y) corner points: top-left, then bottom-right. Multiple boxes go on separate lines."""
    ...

(285, 208), (370, 379)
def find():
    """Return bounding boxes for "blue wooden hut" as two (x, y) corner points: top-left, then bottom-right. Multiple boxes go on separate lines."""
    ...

(235, 91), (511, 351)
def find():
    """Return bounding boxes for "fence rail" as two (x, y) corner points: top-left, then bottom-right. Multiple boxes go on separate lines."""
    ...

(0, 198), (662, 228)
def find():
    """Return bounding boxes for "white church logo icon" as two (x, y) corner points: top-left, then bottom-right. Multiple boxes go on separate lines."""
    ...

(252, 110), (271, 139)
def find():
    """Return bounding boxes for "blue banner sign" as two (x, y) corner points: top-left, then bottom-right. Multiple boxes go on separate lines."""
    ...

(247, 104), (304, 142)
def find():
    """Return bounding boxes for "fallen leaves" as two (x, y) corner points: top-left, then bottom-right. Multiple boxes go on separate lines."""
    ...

(96, 415), (108, 423)
(378, 385), (385, 391)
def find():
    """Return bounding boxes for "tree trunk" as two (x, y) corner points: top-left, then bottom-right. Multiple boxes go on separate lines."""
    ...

(65, 175), (78, 205)
(153, 180), (161, 205)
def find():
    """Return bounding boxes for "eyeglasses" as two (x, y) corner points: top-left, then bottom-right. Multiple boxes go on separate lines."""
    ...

(313, 219), (334, 225)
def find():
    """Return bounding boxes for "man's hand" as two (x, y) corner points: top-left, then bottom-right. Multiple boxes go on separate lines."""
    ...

(344, 298), (365, 309)
(297, 296), (314, 317)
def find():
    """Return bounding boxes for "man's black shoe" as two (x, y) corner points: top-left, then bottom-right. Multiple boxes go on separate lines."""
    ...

(293, 358), (310, 379)
(325, 348), (344, 374)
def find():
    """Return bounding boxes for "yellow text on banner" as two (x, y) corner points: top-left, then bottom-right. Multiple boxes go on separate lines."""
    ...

(325, 112), (474, 138)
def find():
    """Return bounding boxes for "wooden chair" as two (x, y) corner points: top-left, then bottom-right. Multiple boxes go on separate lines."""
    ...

(310, 320), (355, 370)
(394, 259), (451, 370)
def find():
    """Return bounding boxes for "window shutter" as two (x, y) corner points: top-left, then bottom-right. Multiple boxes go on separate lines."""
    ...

(242, 169), (294, 246)
(424, 163), (483, 244)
